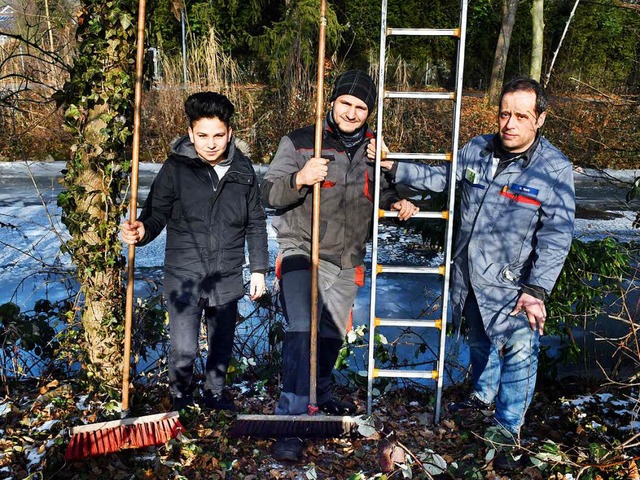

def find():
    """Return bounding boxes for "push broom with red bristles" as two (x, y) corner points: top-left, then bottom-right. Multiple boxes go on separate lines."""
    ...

(230, 0), (359, 440)
(64, 412), (182, 461)
(64, 0), (182, 461)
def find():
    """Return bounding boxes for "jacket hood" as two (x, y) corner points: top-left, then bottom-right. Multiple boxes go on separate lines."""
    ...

(170, 134), (199, 159)
(170, 134), (239, 167)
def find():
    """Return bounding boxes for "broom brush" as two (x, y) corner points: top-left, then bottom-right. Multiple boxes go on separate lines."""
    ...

(65, 412), (182, 461)
(64, 0), (183, 460)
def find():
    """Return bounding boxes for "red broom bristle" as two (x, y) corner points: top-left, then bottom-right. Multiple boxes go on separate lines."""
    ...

(65, 416), (183, 462)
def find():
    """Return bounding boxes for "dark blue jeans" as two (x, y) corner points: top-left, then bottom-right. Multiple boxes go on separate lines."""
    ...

(464, 288), (539, 438)
(166, 298), (238, 398)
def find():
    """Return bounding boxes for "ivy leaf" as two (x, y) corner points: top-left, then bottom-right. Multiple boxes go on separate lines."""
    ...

(120, 13), (133, 31)
(65, 104), (81, 120)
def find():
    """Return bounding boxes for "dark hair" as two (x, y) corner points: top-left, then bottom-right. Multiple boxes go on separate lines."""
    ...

(184, 91), (235, 127)
(499, 77), (548, 117)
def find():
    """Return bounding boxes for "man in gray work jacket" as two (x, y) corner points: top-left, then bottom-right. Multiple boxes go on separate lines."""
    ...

(373, 77), (575, 470)
(262, 70), (418, 461)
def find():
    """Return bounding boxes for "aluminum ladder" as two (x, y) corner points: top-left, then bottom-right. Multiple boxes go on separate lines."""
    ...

(366, 0), (469, 423)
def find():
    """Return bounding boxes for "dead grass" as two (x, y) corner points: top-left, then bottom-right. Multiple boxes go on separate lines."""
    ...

(1, 79), (638, 171)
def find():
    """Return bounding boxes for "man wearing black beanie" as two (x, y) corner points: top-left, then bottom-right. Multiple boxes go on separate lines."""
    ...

(261, 70), (419, 461)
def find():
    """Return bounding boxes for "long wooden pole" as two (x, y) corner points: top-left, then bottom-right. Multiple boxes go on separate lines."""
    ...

(309, 0), (327, 411)
(122, 0), (146, 416)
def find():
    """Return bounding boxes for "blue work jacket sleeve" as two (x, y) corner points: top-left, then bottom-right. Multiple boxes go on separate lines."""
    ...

(526, 162), (575, 293)
(137, 162), (174, 246)
(393, 160), (451, 193)
(261, 136), (308, 209)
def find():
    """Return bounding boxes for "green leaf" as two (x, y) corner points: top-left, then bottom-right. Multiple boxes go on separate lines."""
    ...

(120, 13), (133, 31)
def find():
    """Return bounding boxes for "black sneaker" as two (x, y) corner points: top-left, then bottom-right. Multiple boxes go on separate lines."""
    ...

(202, 391), (236, 411)
(171, 394), (194, 411)
(318, 397), (357, 415)
(448, 394), (494, 414)
(272, 437), (304, 462)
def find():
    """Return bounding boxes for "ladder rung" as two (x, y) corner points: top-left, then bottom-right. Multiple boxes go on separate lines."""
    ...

(384, 152), (452, 161)
(375, 318), (442, 329)
(374, 368), (439, 380)
(385, 91), (455, 100)
(376, 264), (445, 275)
(387, 27), (460, 38)
(379, 209), (447, 219)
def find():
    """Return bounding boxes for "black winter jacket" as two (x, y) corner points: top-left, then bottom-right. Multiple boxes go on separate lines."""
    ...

(137, 136), (268, 307)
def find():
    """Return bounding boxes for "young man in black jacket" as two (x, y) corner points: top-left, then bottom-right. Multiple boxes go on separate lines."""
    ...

(121, 92), (269, 411)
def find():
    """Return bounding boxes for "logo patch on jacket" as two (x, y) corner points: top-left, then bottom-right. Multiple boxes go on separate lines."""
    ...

(500, 185), (541, 207)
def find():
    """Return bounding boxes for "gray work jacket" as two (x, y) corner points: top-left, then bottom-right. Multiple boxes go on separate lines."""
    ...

(394, 134), (575, 346)
(261, 120), (399, 269)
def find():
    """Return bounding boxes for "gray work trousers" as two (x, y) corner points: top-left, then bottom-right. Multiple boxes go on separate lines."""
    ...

(275, 249), (360, 415)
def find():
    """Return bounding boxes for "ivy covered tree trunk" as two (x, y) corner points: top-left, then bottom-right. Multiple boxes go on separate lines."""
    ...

(57, 0), (138, 388)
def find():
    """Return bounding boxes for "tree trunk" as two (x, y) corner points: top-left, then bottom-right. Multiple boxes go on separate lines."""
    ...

(544, 0), (580, 87)
(530, 0), (544, 81)
(487, 0), (521, 106)
(58, 0), (138, 389)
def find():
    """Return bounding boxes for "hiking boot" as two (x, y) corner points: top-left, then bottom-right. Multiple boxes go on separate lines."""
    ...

(484, 424), (522, 472)
(272, 437), (304, 462)
(493, 449), (524, 472)
(202, 391), (236, 411)
(318, 397), (357, 415)
(448, 393), (494, 414)
(171, 394), (194, 411)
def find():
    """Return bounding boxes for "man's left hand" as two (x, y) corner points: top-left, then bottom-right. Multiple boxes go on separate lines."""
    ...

(510, 292), (547, 335)
(390, 199), (419, 221)
(249, 272), (266, 301)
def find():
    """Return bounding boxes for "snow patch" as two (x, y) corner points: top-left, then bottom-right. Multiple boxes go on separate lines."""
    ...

(25, 439), (54, 472)
(0, 402), (11, 416)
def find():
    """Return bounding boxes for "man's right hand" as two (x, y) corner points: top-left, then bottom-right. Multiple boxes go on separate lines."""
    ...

(296, 157), (329, 190)
(121, 220), (145, 245)
(367, 138), (394, 171)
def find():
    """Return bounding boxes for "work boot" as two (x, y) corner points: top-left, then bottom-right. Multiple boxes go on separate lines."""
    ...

(493, 449), (524, 472)
(484, 424), (522, 472)
(171, 394), (194, 411)
(448, 393), (494, 414)
(319, 397), (357, 415)
(272, 437), (304, 462)
(202, 390), (236, 411)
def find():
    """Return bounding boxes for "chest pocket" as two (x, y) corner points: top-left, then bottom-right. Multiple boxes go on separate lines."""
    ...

(225, 172), (255, 226)
(499, 185), (541, 207)
(489, 186), (542, 247)
(321, 155), (338, 188)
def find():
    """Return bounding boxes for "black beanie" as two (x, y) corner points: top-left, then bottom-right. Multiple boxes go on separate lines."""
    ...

(330, 70), (377, 111)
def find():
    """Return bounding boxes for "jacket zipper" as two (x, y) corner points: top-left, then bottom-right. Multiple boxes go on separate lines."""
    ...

(206, 166), (221, 304)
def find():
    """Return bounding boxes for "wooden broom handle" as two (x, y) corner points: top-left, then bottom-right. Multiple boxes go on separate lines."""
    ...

(309, 0), (327, 409)
(122, 0), (147, 416)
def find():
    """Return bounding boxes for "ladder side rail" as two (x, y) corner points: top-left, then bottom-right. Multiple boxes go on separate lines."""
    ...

(434, 0), (469, 424)
(366, 0), (390, 415)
